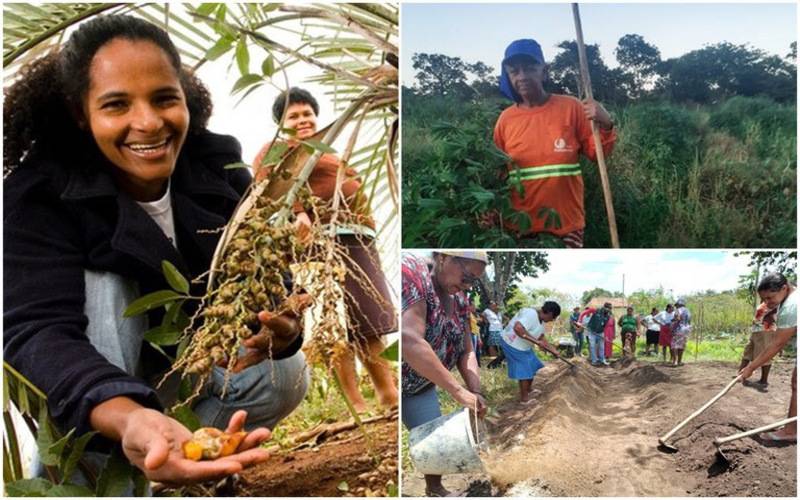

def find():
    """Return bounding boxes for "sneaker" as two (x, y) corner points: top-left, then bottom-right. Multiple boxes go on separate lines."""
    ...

(602, 360), (610, 366)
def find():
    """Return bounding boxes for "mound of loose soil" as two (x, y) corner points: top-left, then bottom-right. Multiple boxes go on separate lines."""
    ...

(402, 359), (796, 497)
(239, 413), (397, 496)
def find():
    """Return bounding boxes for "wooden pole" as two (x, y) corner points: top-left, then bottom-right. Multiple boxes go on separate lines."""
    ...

(571, 3), (620, 248)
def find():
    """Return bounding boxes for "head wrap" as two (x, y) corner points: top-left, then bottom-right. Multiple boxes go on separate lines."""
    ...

(499, 39), (546, 102)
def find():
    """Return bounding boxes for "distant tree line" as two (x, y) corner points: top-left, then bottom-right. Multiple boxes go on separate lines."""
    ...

(409, 35), (796, 105)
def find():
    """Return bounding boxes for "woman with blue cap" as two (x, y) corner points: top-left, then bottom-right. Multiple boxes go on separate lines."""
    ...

(401, 250), (488, 496)
(493, 38), (617, 248)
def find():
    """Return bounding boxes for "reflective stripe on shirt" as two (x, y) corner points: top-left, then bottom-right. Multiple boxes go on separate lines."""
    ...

(509, 163), (581, 182)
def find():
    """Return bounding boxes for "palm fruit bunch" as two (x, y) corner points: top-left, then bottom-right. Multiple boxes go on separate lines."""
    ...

(173, 187), (318, 381)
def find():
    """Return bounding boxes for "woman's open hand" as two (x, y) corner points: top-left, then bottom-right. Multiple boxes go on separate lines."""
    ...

(121, 409), (270, 486)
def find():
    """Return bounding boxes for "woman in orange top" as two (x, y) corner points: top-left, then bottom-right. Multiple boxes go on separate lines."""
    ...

(253, 88), (397, 412)
(494, 39), (617, 248)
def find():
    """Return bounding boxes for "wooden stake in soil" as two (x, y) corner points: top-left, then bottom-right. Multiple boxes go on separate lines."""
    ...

(571, 3), (620, 248)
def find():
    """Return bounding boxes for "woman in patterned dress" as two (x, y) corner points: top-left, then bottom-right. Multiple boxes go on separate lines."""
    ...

(401, 251), (488, 497)
(670, 298), (692, 366)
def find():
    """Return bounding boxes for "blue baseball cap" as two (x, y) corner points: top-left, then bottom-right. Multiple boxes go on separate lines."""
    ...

(499, 39), (546, 102)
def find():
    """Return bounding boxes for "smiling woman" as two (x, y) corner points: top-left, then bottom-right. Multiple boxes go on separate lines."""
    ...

(3, 14), (310, 488)
(84, 38), (189, 201)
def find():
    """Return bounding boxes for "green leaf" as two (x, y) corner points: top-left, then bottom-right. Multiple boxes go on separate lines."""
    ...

(235, 37), (249, 75)
(45, 428), (75, 469)
(61, 431), (97, 481)
(35, 405), (58, 466)
(260, 142), (289, 166)
(387, 482), (399, 497)
(195, 3), (219, 16)
(123, 290), (182, 318)
(162, 299), (185, 328)
(261, 55), (276, 77)
(5, 478), (53, 496)
(223, 162), (252, 170)
(46, 484), (95, 497)
(178, 377), (194, 402)
(231, 73), (263, 94)
(3, 374), (10, 411)
(17, 379), (30, 414)
(95, 449), (133, 497)
(176, 337), (190, 358)
(215, 2), (228, 22)
(380, 340), (398, 361)
(416, 198), (446, 210)
(279, 127), (297, 136)
(143, 326), (182, 346)
(205, 35), (234, 61)
(337, 481), (349, 492)
(170, 404), (201, 432)
(174, 309), (191, 332)
(511, 212), (532, 234)
(161, 260), (189, 294)
(301, 139), (337, 154)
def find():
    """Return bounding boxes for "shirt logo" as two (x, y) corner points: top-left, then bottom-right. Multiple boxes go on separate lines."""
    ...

(554, 137), (574, 152)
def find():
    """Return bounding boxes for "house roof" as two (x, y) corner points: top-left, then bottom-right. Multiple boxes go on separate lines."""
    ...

(586, 296), (627, 309)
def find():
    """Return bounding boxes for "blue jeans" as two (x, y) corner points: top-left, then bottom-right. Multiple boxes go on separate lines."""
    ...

(571, 331), (584, 355)
(401, 385), (441, 430)
(586, 330), (605, 364)
(32, 270), (310, 494)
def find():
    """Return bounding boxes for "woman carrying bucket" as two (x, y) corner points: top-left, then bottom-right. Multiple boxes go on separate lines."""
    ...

(401, 251), (488, 497)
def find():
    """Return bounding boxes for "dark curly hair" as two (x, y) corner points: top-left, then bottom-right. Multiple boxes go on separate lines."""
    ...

(271, 87), (319, 124)
(3, 15), (212, 176)
(758, 272), (790, 292)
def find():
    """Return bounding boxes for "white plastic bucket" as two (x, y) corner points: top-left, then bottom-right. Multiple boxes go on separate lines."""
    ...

(408, 408), (484, 475)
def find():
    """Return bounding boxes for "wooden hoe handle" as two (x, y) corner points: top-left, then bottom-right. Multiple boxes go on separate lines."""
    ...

(659, 375), (742, 444)
(572, 3), (619, 248)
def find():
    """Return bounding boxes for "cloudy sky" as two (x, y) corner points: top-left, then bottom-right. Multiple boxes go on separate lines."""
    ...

(516, 250), (752, 303)
(401, 1), (797, 86)
(403, 250), (782, 306)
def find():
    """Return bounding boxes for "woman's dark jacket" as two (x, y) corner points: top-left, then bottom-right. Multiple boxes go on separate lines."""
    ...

(3, 130), (301, 435)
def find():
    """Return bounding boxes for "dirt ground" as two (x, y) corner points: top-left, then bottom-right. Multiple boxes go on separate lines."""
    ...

(236, 412), (398, 496)
(402, 358), (796, 497)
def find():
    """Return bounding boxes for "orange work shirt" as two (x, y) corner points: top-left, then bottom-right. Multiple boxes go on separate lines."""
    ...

(493, 94), (616, 236)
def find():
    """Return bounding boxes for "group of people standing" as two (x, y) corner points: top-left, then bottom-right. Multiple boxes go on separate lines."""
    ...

(566, 301), (692, 367)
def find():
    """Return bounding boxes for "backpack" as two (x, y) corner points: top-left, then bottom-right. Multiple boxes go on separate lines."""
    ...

(587, 309), (609, 333)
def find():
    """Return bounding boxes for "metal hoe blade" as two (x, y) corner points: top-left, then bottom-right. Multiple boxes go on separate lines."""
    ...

(713, 416), (798, 468)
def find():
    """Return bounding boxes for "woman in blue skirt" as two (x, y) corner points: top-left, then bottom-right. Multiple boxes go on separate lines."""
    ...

(499, 301), (562, 402)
